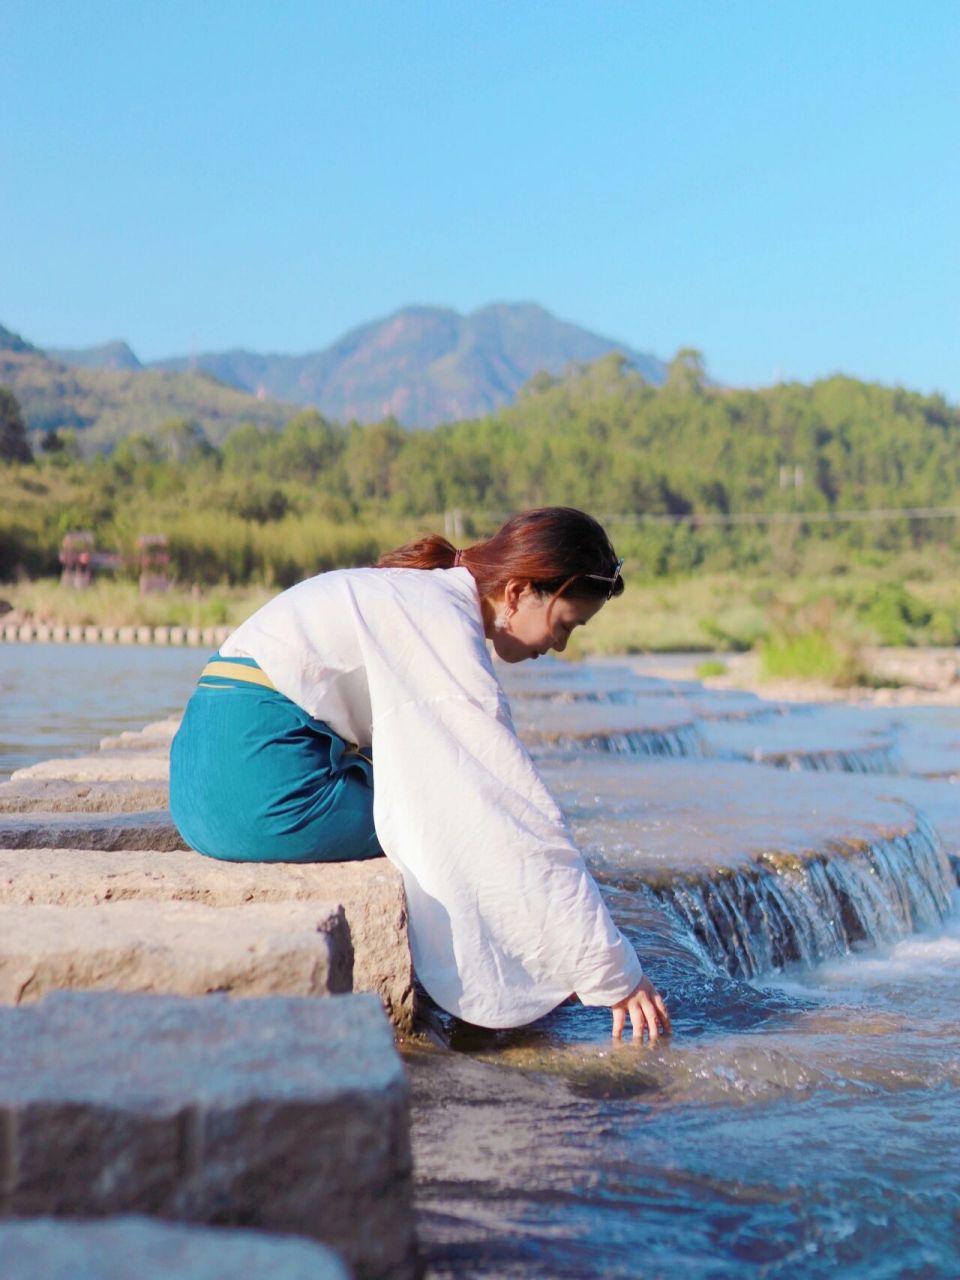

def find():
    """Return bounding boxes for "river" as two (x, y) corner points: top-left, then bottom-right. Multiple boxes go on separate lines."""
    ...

(2, 642), (958, 1277)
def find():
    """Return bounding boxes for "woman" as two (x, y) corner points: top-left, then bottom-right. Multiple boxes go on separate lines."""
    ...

(170, 507), (670, 1041)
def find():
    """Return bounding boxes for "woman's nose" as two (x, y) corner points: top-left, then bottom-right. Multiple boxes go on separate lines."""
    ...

(553, 634), (567, 653)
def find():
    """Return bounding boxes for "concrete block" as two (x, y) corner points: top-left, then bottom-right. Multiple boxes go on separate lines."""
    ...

(0, 899), (353, 1003)
(201, 627), (219, 647)
(0, 810), (185, 851)
(52, 624), (68, 642)
(101, 625), (118, 643)
(0, 1217), (351, 1280)
(0, 778), (170, 814)
(84, 625), (101, 643)
(136, 626), (153, 645)
(154, 626), (171, 645)
(0, 991), (414, 1278)
(10, 753), (169, 783)
(68, 624), (85, 643)
(186, 626), (202, 646)
(0, 849), (413, 1028)
(99, 718), (180, 753)
(118, 625), (137, 644)
(17, 624), (35, 642)
(34, 624), (52, 642)
(170, 626), (185, 645)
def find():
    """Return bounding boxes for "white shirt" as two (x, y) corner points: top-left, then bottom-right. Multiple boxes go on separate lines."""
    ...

(222, 565), (643, 1027)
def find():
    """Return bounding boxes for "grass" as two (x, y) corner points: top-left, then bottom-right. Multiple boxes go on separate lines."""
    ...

(0, 578), (275, 629)
(5, 558), (959, 687)
(758, 630), (866, 686)
(695, 659), (729, 679)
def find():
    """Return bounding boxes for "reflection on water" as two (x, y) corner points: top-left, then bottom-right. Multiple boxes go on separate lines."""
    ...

(3, 644), (960, 1276)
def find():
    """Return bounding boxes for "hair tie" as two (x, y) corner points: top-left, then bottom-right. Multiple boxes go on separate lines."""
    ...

(453, 548), (463, 567)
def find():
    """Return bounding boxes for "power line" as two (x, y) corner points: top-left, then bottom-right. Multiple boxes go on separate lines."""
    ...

(598, 506), (960, 528)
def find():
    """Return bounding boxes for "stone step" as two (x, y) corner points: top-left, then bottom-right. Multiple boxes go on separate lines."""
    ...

(0, 1216), (351, 1280)
(0, 899), (352, 1004)
(98, 718), (181, 753)
(0, 777), (170, 814)
(11, 752), (170, 784)
(0, 848), (412, 1028)
(0, 990), (414, 1279)
(0, 810), (185, 851)
(543, 757), (955, 978)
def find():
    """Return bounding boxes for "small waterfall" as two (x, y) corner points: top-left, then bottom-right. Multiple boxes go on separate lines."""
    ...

(648, 813), (953, 979)
(760, 744), (902, 775)
(548, 725), (706, 760)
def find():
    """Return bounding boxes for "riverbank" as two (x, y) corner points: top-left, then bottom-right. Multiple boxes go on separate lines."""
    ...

(3, 564), (958, 661)
(636, 646), (960, 706)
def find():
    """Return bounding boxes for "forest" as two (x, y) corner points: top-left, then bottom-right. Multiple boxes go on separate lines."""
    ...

(2, 351), (958, 653)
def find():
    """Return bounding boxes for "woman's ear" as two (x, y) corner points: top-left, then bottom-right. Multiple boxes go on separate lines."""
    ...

(503, 578), (526, 611)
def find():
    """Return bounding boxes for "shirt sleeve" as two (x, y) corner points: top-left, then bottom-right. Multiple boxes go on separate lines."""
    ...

(346, 574), (644, 1028)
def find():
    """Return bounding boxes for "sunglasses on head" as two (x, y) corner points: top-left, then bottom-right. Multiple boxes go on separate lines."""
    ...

(582, 556), (624, 601)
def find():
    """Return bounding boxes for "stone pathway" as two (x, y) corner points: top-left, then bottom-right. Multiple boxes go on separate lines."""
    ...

(0, 992), (414, 1279)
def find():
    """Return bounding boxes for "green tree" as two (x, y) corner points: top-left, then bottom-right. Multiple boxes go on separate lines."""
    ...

(0, 386), (33, 463)
(155, 417), (214, 465)
(664, 347), (707, 395)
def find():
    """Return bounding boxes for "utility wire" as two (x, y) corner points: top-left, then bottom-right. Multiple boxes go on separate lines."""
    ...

(601, 506), (960, 527)
(464, 506), (960, 529)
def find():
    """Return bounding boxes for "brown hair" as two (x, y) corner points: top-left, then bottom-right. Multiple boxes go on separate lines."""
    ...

(376, 507), (624, 601)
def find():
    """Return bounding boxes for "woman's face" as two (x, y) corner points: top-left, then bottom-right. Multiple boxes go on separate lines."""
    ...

(488, 582), (605, 664)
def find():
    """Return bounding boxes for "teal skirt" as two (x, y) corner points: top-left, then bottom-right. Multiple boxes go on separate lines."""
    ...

(169, 655), (382, 863)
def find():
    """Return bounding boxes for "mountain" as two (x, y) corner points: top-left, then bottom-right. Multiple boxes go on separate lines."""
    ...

(0, 324), (293, 452)
(69, 304), (668, 428)
(47, 340), (142, 371)
(0, 323), (38, 355)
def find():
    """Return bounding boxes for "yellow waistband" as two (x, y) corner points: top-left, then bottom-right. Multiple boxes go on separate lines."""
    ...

(200, 660), (276, 690)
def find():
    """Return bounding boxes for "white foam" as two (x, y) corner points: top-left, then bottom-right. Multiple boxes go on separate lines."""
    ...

(817, 892), (960, 984)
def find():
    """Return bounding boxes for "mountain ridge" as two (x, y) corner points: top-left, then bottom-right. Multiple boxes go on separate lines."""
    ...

(55, 303), (668, 428)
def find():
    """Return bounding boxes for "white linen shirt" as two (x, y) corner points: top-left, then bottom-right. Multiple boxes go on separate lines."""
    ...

(222, 565), (643, 1027)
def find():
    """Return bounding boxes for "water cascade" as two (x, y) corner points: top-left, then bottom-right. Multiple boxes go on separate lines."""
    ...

(649, 814), (953, 978)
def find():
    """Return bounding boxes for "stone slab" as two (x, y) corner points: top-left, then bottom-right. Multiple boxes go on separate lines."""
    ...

(0, 810), (185, 851)
(542, 755), (922, 882)
(0, 991), (414, 1279)
(0, 900), (352, 1004)
(11, 753), (170, 783)
(99, 718), (180, 753)
(0, 1216), (351, 1280)
(514, 697), (698, 740)
(0, 778), (170, 813)
(0, 849), (412, 1028)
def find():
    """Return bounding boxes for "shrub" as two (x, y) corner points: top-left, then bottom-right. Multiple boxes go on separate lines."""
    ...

(695, 659), (728, 678)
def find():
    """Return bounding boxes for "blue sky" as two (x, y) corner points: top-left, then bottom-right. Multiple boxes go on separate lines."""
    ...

(2, 0), (957, 397)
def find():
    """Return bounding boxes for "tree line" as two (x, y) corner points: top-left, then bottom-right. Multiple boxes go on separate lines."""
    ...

(2, 351), (958, 585)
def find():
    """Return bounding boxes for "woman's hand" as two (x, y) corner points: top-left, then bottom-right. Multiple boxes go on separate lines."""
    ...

(611, 975), (671, 1044)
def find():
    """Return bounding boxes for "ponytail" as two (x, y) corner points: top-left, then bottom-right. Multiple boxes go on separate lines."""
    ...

(377, 533), (459, 571)
(376, 507), (624, 603)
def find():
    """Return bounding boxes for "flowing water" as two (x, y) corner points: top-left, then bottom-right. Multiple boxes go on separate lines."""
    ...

(2, 644), (959, 1276)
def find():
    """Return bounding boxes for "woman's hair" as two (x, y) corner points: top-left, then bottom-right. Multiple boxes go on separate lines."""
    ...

(376, 507), (624, 601)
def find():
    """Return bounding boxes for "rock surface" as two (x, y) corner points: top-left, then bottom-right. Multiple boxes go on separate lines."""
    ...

(11, 752), (170, 783)
(0, 848), (412, 1026)
(0, 899), (352, 1004)
(0, 810), (185, 850)
(0, 777), (170, 814)
(0, 1216), (351, 1280)
(98, 718), (181, 753)
(0, 991), (414, 1279)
